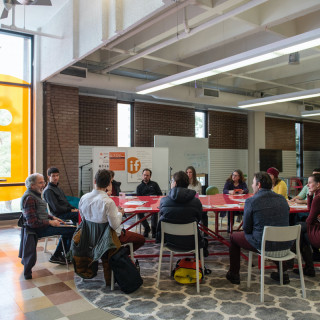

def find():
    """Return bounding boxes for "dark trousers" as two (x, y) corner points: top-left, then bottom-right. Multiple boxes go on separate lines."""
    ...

(56, 211), (78, 225)
(19, 228), (38, 277)
(35, 226), (75, 257)
(229, 231), (258, 275)
(137, 212), (158, 232)
(298, 221), (314, 269)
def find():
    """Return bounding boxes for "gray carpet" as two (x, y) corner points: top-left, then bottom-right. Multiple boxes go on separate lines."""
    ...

(75, 241), (320, 320)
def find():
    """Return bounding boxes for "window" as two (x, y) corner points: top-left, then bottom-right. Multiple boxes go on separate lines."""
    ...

(117, 103), (131, 147)
(295, 122), (303, 177)
(195, 111), (206, 138)
(0, 31), (32, 215)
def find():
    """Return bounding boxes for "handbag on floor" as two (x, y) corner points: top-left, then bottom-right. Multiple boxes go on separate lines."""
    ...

(173, 258), (203, 284)
(109, 247), (143, 293)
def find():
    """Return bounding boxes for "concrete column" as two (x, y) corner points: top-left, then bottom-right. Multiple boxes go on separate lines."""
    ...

(248, 111), (265, 191)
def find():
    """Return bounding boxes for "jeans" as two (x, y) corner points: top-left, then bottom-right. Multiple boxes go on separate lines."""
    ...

(35, 225), (75, 257)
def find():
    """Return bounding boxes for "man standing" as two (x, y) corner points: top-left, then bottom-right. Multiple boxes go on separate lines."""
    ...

(21, 173), (75, 274)
(136, 168), (162, 238)
(226, 172), (290, 285)
(43, 167), (78, 225)
(79, 169), (145, 251)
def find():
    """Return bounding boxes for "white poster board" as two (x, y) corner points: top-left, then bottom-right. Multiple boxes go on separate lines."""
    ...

(93, 147), (169, 193)
(154, 135), (208, 174)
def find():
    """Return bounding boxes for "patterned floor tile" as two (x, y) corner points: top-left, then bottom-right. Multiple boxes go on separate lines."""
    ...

(47, 289), (82, 305)
(38, 282), (72, 296)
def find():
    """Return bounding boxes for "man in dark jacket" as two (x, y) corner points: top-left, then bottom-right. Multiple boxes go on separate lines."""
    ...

(43, 167), (78, 224)
(226, 171), (290, 285)
(136, 168), (162, 238)
(156, 171), (207, 253)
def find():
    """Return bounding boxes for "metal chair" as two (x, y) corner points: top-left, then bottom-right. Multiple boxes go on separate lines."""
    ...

(156, 221), (204, 293)
(247, 225), (306, 302)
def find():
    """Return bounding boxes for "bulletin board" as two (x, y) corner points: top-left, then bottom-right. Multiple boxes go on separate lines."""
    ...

(92, 147), (169, 193)
(154, 135), (208, 174)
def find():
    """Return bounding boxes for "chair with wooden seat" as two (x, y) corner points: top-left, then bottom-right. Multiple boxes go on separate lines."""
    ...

(156, 221), (204, 293)
(247, 225), (306, 302)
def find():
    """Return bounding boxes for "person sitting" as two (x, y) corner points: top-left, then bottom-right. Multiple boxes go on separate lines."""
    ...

(290, 168), (320, 205)
(267, 167), (288, 199)
(226, 172), (291, 285)
(156, 171), (208, 256)
(136, 168), (162, 238)
(20, 173), (76, 278)
(293, 173), (320, 277)
(79, 169), (145, 252)
(223, 169), (249, 230)
(186, 165), (208, 230)
(107, 170), (121, 196)
(43, 167), (78, 225)
(186, 166), (202, 194)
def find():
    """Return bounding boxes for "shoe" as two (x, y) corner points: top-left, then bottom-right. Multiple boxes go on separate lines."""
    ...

(151, 233), (156, 239)
(24, 274), (32, 280)
(49, 255), (67, 265)
(270, 272), (290, 284)
(226, 271), (240, 284)
(143, 226), (150, 238)
(293, 267), (315, 277)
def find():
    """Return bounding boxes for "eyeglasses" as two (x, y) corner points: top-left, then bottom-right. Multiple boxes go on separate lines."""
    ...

(232, 174), (239, 177)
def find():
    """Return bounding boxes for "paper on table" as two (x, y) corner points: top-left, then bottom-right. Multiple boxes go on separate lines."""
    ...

(231, 198), (246, 202)
(135, 207), (153, 210)
(290, 204), (308, 209)
(212, 204), (241, 208)
(125, 196), (137, 199)
(124, 201), (147, 205)
(202, 205), (212, 208)
(199, 195), (207, 197)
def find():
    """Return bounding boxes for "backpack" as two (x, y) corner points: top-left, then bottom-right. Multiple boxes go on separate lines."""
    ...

(109, 247), (143, 293)
(173, 258), (203, 284)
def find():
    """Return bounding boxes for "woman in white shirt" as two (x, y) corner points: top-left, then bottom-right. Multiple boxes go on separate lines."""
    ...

(186, 166), (202, 195)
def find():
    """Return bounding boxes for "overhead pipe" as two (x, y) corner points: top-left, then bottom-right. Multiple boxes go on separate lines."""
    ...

(101, 0), (268, 74)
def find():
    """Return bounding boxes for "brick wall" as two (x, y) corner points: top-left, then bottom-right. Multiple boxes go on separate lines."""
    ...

(208, 111), (248, 149)
(43, 84), (79, 197)
(79, 95), (117, 146)
(133, 102), (195, 147)
(303, 121), (320, 151)
(265, 117), (296, 151)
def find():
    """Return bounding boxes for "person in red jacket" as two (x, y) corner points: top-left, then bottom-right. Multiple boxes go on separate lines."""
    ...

(293, 173), (320, 277)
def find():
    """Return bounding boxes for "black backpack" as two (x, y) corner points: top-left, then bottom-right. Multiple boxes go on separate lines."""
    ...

(109, 247), (143, 293)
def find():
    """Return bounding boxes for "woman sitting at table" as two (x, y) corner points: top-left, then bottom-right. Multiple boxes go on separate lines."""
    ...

(293, 173), (320, 277)
(186, 166), (208, 229)
(156, 171), (208, 256)
(267, 167), (288, 199)
(223, 169), (249, 230)
(186, 166), (202, 195)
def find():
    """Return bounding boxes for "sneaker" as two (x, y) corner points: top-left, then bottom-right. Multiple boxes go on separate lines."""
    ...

(293, 267), (315, 277)
(270, 272), (290, 284)
(49, 255), (67, 265)
(143, 226), (150, 238)
(24, 274), (32, 280)
(226, 271), (240, 284)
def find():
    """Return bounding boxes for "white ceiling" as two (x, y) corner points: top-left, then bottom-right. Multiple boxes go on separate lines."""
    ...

(2, 0), (320, 119)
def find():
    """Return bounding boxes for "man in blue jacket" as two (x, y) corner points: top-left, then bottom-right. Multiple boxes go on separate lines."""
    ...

(226, 171), (290, 285)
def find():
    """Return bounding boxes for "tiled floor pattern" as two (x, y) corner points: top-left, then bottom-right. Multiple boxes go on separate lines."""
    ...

(0, 221), (123, 320)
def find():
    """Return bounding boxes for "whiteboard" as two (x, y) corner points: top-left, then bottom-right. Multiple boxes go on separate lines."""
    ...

(154, 135), (208, 174)
(92, 147), (169, 193)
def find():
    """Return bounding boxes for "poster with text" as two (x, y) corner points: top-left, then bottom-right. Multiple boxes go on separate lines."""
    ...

(109, 152), (126, 171)
(98, 152), (109, 170)
(127, 149), (152, 182)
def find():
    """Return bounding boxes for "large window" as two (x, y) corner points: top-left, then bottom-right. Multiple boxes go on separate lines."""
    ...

(117, 103), (131, 147)
(195, 111), (206, 138)
(0, 31), (32, 215)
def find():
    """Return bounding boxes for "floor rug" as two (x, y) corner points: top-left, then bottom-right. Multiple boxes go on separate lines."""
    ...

(75, 241), (320, 320)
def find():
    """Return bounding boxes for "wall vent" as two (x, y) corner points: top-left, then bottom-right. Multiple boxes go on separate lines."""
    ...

(60, 66), (87, 78)
(196, 88), (219, 98)
(304, 104), (314, 111)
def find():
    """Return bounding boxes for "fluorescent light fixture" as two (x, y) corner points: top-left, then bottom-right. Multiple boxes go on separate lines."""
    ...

(238, 88), (320, 108)
(301, 110), (320, 117)
(136, 28), (320, 95)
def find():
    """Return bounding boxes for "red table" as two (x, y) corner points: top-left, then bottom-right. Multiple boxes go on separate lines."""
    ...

(110, 194), (309, 259)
